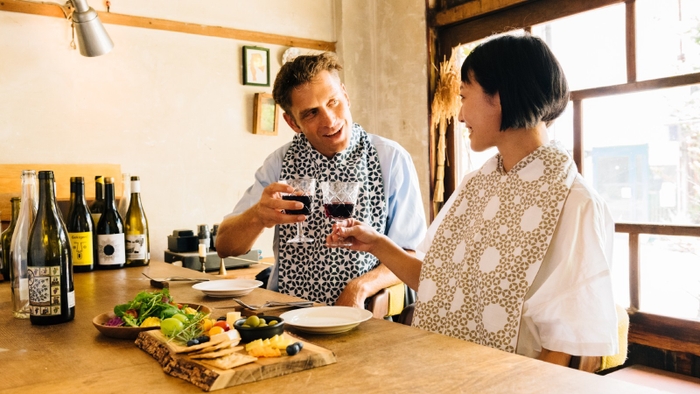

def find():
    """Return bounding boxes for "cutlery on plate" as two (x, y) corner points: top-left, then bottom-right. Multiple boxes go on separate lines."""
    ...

(220, 299), (314, 311)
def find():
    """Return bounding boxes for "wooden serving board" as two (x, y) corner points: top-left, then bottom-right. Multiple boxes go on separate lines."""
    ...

(135, 330), (336, 391)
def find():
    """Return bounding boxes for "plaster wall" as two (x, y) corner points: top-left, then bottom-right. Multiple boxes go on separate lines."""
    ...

(0, 0), (429, 261)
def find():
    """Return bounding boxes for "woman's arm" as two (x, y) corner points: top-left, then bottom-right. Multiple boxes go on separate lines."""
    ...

(329, 219), (423, 290)
(537, 348), (572, 367)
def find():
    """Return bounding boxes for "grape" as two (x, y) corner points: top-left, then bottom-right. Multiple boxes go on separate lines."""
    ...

(160, 317), (185, 337)
(286, 342), (303, 356)
(171, 313), (188, 323)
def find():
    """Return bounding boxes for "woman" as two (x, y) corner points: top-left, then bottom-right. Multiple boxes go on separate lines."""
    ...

(328, 33), (618, 366)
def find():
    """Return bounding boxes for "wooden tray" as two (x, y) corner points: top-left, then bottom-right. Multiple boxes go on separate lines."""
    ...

(135, 330), (336, 391)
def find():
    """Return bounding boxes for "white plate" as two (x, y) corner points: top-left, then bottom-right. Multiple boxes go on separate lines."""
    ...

(280, 306), (373, 334)
(192, 279), (263, 298)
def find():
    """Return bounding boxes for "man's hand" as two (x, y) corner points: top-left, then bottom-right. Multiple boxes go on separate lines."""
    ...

(253, 182), (307, 228)
(334, 278), (367, 309)
(216, 181), (307, 258)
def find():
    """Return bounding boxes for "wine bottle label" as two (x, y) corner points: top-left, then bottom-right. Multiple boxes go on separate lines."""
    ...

(19, 277), (28, 298)
(97, 233), (126, 266)
(125, 234), (148, 260)
(27, 266), (63, 316)
(69, 231), (94, 267)
(68, 290), (75, 308)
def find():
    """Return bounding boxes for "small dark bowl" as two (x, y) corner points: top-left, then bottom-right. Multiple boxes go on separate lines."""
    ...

(234, 315), (285, 342)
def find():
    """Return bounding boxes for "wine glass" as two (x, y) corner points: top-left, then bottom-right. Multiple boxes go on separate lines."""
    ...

(281, 178), (316, 243)
(321, 181), (361, 247)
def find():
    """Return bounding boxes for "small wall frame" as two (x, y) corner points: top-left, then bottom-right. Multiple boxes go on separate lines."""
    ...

(253, 93), (279, 136)
(243, 46), (270, 86)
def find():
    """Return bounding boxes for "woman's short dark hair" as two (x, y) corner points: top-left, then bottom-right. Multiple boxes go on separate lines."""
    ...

(273, 52), (342, 115)
(461, 33), (569, 131)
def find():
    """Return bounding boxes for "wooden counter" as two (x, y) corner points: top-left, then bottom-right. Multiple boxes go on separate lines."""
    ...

(0, 262), (663, 393)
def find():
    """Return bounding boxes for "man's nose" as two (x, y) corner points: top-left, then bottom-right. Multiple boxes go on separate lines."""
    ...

(318, 108), (335, 127)
(458, 106), (465, 123)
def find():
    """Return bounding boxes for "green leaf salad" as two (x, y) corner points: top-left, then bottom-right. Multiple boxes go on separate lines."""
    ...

(109, 289), (181, 327)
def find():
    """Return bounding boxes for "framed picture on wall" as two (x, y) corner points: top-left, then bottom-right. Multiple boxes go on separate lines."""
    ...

(243, 46), (270, 86)
(253, 93), (279, 136)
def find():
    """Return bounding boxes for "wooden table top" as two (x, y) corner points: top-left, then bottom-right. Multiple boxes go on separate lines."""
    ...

(0, 261), (662, 393)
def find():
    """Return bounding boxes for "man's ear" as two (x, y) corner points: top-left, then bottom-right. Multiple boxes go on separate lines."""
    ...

(341, 83), (350, 108)
(283, 113), (302, 134)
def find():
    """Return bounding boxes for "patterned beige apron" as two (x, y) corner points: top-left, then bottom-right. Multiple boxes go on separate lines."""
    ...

(414, 142), (577, 353)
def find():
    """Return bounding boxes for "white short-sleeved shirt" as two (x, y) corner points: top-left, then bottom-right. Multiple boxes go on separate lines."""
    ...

(228, 133), (427, 291)
(417, 171), (619, 358)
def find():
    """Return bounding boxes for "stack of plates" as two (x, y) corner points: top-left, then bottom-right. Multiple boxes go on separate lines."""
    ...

(192, 279), (263, 298)
(280, 306), (373, 334)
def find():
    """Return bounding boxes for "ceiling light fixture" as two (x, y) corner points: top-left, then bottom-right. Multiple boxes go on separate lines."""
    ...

(68, 0), (113, 57)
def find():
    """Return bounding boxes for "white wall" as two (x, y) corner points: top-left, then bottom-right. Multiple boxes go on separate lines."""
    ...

(0, 0), (429, 261)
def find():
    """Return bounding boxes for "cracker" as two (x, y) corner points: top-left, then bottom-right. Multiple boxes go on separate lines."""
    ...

(172, 330), (239, 354)
(190, 339), (240, 355)
(198, 353), (258, 370)
(189, 345), (243, 359)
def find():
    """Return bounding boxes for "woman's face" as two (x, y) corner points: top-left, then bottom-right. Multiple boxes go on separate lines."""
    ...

(458, 76), (502, 152)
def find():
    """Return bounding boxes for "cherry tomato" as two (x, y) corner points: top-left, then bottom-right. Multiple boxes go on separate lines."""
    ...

(124, 309), (138, 319)
(213, 321), (230, 332)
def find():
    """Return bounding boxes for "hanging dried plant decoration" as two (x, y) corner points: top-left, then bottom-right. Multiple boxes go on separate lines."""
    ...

(431, 48), (461, 214)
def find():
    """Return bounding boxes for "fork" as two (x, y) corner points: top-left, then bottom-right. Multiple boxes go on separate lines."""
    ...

(142, 272), (210, 282)
(227, 298), (314, 310)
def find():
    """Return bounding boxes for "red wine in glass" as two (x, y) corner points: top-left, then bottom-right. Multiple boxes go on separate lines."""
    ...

(323, 202), (354, 220)
(283, 195), (312, 215)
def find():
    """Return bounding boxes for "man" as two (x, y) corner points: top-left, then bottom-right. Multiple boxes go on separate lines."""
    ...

(216, 52), (426, 307)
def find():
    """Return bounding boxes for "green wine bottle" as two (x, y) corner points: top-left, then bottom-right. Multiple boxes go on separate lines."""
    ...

(125, 176), (150, 266)
(90, 175), (105, 225)
(66, 177), (96, 272)
(96, 177), (125, 269)
(1, 197), (21, 282)
(28, 170), (75, 325)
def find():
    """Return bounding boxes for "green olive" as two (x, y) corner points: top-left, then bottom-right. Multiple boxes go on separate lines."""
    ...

(244, 315), (260, 328)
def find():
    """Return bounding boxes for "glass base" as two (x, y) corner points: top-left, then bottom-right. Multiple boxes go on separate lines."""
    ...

(287, 236), (314, 243)
(13, 310), (29, 319)
(326, 239), (352, 247)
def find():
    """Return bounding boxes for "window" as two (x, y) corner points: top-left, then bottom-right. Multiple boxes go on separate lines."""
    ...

(446, 0), (700, 321)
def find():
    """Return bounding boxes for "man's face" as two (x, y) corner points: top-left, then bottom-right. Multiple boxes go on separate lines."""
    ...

(283, 70), (353, 158)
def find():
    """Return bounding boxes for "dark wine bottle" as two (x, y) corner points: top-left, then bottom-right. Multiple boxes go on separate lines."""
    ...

(90, 175), (105, 225)
(124, 176), (149, 267)
(66, 177), (96, 272)
(96, 177), (125, 269)
(27, 170), (75, 325)
(1, 197), (21, 282)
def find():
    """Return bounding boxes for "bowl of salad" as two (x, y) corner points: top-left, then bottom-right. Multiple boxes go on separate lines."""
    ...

(92, 289), (211, 339)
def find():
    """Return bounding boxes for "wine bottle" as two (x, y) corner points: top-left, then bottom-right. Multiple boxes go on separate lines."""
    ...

(10, 170), (37, 319)
(28, 170), (75, 325)
(117, 173), (130, 221)
(66, 177), (96, 272)
(124, 175), (149, 266)
(90, 175), (105, 225)
(1, 197), (21, 282)
(96, 177), (125, 269)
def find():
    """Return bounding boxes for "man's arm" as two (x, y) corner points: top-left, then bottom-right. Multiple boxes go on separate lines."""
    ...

(334, 259), (407, 308)
(216, 182), (302, 258)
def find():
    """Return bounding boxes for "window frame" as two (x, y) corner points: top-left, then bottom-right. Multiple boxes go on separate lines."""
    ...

(429, 0), (700, 356)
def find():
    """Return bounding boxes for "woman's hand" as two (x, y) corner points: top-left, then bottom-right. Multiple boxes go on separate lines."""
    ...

(327, 219), (381, 253)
